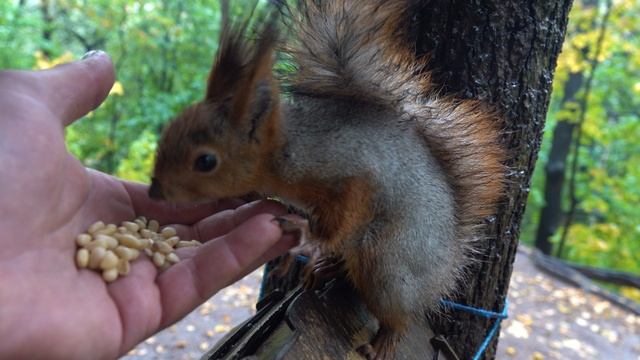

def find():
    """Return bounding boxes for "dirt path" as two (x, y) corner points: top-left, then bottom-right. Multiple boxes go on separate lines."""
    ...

(496, 246), (639, 360)
(121, 247), (639, 360)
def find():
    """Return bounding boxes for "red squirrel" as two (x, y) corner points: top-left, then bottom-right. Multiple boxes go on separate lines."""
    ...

(149, 1), (506, 359)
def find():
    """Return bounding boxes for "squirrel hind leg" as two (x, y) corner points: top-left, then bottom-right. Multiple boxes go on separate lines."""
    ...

(357, 325), (403, 360)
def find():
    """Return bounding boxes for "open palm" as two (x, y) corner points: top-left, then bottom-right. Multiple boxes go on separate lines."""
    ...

(0, 52), (295, 359)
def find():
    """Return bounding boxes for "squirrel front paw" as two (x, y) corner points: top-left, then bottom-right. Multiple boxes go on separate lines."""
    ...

(357, 326), (401, 360)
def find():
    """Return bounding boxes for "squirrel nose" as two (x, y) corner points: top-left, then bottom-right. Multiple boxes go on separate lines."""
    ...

(148, 178), (165, 200)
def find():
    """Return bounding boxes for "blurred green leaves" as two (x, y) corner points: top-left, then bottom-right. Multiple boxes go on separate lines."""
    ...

(522, 0), (640, 283)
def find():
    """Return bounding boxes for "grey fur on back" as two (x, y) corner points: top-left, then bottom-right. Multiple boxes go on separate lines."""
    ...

(271, 0), (505, 325)
(277, 95), (462, 315)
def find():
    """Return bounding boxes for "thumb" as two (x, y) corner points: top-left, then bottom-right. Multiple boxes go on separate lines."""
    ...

(39, 50), (115, 126)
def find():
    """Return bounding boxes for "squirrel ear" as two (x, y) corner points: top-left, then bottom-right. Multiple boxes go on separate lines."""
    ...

(229, 25), (278, 132)
(206, 5), (279, 132)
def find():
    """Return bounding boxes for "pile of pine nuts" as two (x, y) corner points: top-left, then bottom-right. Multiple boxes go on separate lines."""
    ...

(75, 216), (201, 282)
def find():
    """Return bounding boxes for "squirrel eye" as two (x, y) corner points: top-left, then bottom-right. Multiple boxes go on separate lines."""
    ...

(193, 153), (218, 172)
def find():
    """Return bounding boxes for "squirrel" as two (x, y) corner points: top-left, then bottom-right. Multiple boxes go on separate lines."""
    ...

(148, 0), (506, 359)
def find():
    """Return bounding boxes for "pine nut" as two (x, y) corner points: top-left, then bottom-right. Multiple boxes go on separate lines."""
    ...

(95, 224), (117, 236)
(88, 221), (106, 234)
(102, 268), (118, 282)
(176, 240), (198, 248)
(134, 219), (146, 230)
(161, 227), (177, 239)
(100, 250), (119, 270)
(84, 240), (103, 251)
(166, 252), (180, 264)
(115, 233), (143, 249)
(154, 241), (173, 254)
(76, 217), (197, 280)
(141, 238), (153, 249)
(114, 246), (139, 261)
(117, 259), (130, 276)
(76, 233), (92, 247)
(95, 234), (118, 249)
(89, 247), (106, 269)
(76, 248), (89, 268)
(153, 252), (166, 267)
(123, 221), (140, 233)
(148, 220), (160, 232)
(152, 234), (164, 242)
(165, 236), (179, 247)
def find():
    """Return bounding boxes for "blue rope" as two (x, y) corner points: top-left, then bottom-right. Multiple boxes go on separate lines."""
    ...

(257, 260), (271, 301)
(439, 299), (509, 320)
(258, 254), (509, 360)
(258, 254), (309, 300)
(440, 298), (509, 360)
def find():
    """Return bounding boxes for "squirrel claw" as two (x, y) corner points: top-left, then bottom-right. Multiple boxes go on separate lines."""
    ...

(304, 256), (345, 290)
(356, 343), (376, 360)
(273, 215), (310, 247)
(365, 328), (400, 360)
(273, 215), (309, 237)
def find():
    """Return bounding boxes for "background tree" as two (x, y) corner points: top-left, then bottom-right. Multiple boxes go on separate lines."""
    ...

(522, 0), (640, 301)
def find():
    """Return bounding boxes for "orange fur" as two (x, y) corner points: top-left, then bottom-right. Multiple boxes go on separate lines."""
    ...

(266, 176), (375, 248)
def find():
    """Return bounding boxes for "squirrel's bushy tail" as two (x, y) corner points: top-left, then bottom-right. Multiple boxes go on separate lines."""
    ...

(281, 0), (506, 252)
(280, 0), (429, 104)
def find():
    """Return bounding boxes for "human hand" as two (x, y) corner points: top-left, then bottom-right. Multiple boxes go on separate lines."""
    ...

(0, 51), (296, 359)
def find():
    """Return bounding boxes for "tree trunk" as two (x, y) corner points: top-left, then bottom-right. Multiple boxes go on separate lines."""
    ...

(258, 1), (573, 358)
(39, 0), (54, 58)
(534, 72), (583, 255)
(411, 0), (573, 357)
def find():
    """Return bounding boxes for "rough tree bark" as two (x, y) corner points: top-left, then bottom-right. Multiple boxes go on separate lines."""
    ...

(253, 1), (573, 359)
(412, 0), (573, 357)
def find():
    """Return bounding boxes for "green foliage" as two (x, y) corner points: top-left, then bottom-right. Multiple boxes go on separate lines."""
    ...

(521, 0), (640, 276)
(115, 130), (158, 183)
(0, 0), (255, 178)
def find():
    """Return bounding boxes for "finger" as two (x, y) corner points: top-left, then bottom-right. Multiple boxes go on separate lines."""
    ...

(38, 50), (115, 125)
(122, 180), (246, 225)
(107, 258), (161, 354)
(156, 214), (297, 327)
(171, 199), (290, 241)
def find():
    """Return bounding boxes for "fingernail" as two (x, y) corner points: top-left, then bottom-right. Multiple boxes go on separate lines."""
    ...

(81, 50), (105, 60)
(271, 217), (287, 227)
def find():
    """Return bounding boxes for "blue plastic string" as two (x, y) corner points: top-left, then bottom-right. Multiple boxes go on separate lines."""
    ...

(257, 259), (271, 301)
(258, 254), (509, 360)
(440, 298), (509, 360)
(439, 299), (509, 320)
(258, 254), (309, 300)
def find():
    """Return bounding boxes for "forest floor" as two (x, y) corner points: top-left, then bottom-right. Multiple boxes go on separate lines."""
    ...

(121, 245), (640, 360)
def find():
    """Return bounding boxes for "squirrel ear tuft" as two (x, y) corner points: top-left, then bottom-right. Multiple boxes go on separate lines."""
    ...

(205, 2), (278, 121)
